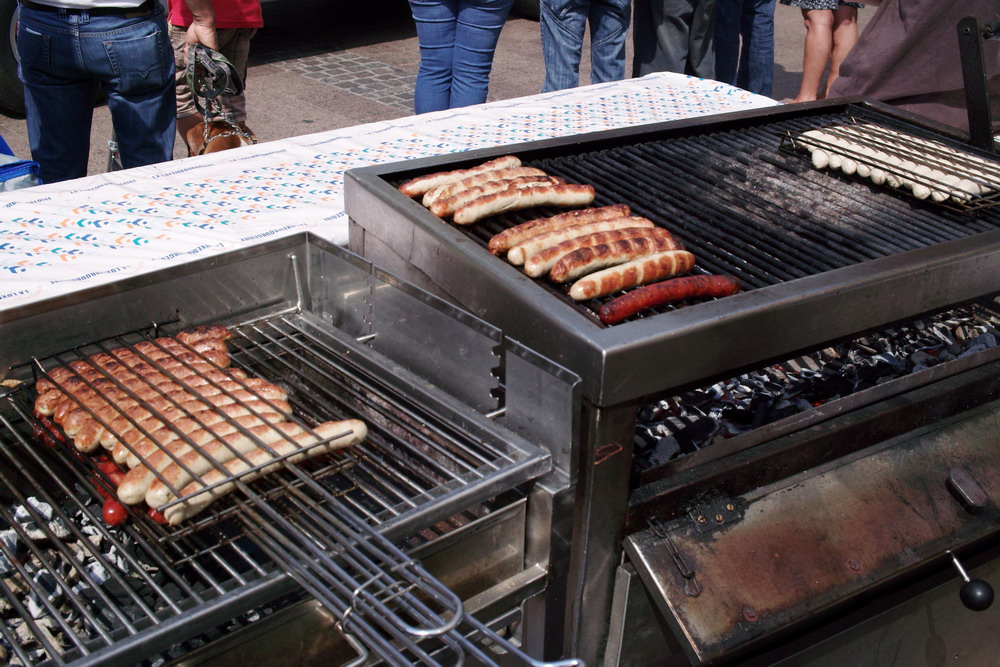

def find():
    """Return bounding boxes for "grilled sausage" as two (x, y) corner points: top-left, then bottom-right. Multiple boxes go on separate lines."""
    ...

(398, 156), (521, 197)
(506, 216), (653, 266)
(109, 383), (290, 463)
(549, 235), (684, 284)
(175, 324), (231, 343)
(60, 366), (251, 437)
(524, 227), (680, 278)
(487, 204), (631, 255)
(37, 345), (231, 394)
(162, 420), (368, 524)
(116, 410), (289, 505)
(144, 420), (330, 508)
(102, 377), (288, 454)
(121, 397), (292, 469)
(453, 183), (596, 225)
(568, 250), (696, 300)
(422, 166), (548, 208)
(430, 175), (562, 218)
(598, 275), (742, 324)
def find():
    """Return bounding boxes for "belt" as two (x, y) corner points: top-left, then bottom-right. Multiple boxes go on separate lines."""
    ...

(20, 0), (154, 16)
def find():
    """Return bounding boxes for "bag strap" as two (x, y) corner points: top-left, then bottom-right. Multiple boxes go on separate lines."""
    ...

(185, 44), (257, 154)
(185, 44), (245, 120)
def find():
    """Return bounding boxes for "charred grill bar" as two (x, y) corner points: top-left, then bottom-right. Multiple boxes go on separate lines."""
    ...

(344, 99), (1000, 664)
(0, 235), (582, 665)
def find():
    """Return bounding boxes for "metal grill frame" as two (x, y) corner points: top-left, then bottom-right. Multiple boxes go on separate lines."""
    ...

(345, 98), (1000, 407)
(0, 234), (582, 666)
(344, 98), (1000, 665)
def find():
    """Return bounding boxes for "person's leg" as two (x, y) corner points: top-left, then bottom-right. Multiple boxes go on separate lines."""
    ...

(16, 9), (95, 183)
(410, 0), (458, 113)
(587, 0), (631, 84)
(632, 0), (700, 77)
(687, 0), (718, 78)
(713, 0), (741, 86)
(736, 0), (775, 96)
(794, 7), (834, 102)
(214, 28), (256, 125)
(451, 0), (513, 106)
(823, 2), (857, 97)
(91, 8), (177, 169)
(170, 24), (205, 156)
(540, 0), (588, 91)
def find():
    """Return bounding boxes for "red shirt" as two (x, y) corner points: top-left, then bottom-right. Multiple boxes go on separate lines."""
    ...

(169, 0), (263, 29)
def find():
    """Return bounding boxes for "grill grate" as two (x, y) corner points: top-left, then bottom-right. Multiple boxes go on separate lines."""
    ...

(450, 111), (1000, 323)
(0, 310), (553, 665)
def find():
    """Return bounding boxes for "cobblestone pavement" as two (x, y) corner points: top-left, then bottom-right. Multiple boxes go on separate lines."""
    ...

(266, 51), (415, 115)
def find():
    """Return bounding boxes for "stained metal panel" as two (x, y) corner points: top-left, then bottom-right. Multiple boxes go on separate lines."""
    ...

(624, 399), (1000, 664)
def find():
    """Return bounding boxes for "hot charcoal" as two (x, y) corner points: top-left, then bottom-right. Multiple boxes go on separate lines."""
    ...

(635, 304), (1000, 469)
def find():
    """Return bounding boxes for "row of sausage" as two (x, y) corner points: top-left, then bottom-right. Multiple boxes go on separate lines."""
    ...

(398, 156), (741, 323)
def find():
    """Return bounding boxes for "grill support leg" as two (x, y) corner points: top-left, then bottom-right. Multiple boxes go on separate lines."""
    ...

(957, 16), (997, 153)
(565, 400), (637, 665)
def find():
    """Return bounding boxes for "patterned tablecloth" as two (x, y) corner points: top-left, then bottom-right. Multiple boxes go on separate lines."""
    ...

(0, 72), (777, 311)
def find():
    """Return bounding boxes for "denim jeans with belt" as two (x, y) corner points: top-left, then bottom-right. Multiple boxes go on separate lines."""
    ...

(713, 0), (776, 97)
(17, 4), (175, 183)
(409, 0), (514, 114)
(540, 0), (631, 92)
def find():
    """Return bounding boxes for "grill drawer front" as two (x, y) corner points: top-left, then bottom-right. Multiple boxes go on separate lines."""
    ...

(625, 398), (1000, 664)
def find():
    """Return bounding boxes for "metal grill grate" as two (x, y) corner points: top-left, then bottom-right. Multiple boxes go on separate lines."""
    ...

(0, 308), (554, 666)
(447, 110), (1000, 323)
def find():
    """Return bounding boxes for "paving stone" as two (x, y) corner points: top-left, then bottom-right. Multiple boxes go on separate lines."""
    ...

(264, 50), (415, 113)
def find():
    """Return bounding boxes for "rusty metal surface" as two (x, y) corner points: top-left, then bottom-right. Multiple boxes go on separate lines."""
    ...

(625, 399), (1000, 664)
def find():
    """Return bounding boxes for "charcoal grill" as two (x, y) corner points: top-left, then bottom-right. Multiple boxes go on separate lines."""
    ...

(344, 99), (1000, 664)
(0, 234), (583, 665)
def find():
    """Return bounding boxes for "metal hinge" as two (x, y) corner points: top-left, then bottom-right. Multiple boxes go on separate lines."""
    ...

(688, 496), (745, 534)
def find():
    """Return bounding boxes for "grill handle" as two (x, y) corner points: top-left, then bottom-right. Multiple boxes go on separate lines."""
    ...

(947, 550), (995, 611)
(957, 16), (998, 153)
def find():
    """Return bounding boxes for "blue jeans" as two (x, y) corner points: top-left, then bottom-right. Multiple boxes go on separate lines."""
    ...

(17, 4), (176, 183)
(540, 0), (631, 92)
(409, 0), (514, 114)
(713, 0), (776, 97)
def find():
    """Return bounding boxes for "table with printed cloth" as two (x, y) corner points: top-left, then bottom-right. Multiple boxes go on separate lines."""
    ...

(0, 72), (778, 311)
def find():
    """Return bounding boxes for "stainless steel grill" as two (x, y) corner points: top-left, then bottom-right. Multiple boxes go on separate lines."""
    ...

(0, 234), (582, 666)
(344, 98), (1000, 666)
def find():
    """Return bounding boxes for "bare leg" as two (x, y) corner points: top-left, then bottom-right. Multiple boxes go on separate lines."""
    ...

(823, 4), (859, 97)
(794, 8), (834, 103)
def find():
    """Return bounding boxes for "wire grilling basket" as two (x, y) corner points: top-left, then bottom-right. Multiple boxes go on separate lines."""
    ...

(0, 304), (572, 666)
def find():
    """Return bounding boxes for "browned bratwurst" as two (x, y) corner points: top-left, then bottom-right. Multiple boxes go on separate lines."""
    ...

(549, 235), (684, 283)
(598, 275), (742, 324)
(453, 183), (596, 225)
(487, 204), (631, 255)
(422, 166), (548, 207)
(524, 227), (679, 278)
(398, 156), (521, 197)
(506, 216), (654, 266)
(430, 175), (562, 218)
(568, 250), (696, 300)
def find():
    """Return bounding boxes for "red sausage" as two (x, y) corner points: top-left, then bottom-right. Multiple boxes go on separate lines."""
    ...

(598, 275), (742, 324)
